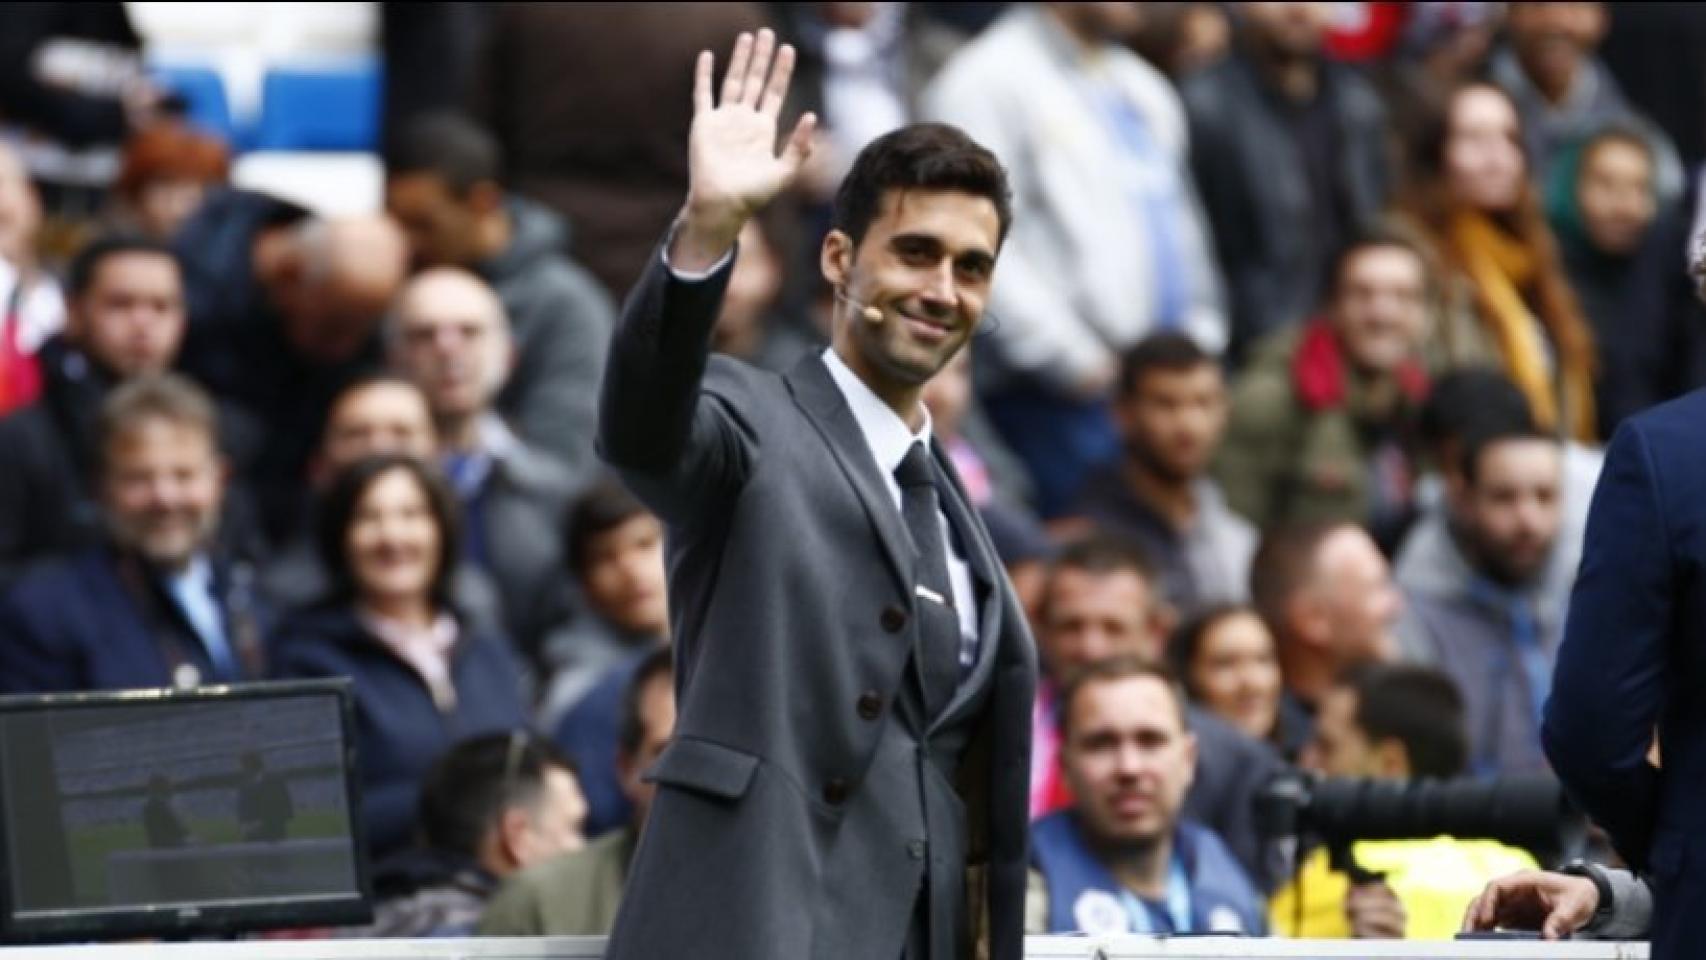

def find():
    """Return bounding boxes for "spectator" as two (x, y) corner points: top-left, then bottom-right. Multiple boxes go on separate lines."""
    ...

(1169, 604), (1293, 755)
(1398, 81), (1598, 442)
(481, 647), (675, 936)
(1182, 1), (1392, 358)
(1029, 536), (1286, 890)
(537, 481), (668, 731)
(0, 234), (204, 584)
(1027, 656), (1266, 935)
(0, 142), (66, 417)
(0, 374), (268, 692)
(1075, 333), (1255, 616)
(387, 267), (576, 655)
(384, 113), (616, 485)
(466, 2), (770, 300)
(1250, 523), (1402, 741)
(1491, 1), (1682, 203)
(1397, 425), (1565, 776)
(1217, 229), (1431, 550)
(259, 375), (503, 644)
(1271, 664), (1538, 938)
(1396, 369), (1597, 666)
(355, 732), (586, 938)
(112, 120), (230, 241)
(923, 2), (1228, 516)
(1552, 127), (1663, 434)
(269, 455), (528, 858)
(173, 190), (410, 543)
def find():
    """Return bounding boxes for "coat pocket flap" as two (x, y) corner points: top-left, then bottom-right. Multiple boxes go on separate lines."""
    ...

(643, 737), (759, 800)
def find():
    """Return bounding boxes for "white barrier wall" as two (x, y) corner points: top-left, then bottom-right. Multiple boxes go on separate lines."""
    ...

(0, 937), (1651, 959)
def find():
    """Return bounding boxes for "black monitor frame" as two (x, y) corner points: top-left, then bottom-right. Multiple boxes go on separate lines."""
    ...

(0, 680), (372, 943)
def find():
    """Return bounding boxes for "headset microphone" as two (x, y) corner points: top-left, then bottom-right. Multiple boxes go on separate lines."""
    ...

(836, 290), (884, 324)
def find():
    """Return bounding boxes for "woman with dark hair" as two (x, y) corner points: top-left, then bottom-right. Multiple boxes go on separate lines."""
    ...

(1170, 604), (1302, 758)
(1400, 81), (1599, 443)
(270, 454), (528, 857)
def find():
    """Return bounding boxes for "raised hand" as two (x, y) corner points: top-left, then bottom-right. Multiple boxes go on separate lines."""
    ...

(673, 30), (817, 273)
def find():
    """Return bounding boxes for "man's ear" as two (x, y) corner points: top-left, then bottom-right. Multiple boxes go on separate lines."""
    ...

(820, 229), (854, 289)
(494, 806), (532, 869)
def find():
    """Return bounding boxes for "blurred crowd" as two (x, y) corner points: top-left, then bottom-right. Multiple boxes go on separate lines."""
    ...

(1, 0), (1701, 943)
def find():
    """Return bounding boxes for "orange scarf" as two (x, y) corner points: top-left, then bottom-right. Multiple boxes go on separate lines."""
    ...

(1448, 212), (1596, 441)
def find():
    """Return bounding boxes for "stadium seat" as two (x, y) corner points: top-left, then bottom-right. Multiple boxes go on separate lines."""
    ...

(251, 59), (382, 152)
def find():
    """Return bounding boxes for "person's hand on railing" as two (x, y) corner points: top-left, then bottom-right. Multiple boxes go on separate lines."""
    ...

(1462, 869), (1599, 940)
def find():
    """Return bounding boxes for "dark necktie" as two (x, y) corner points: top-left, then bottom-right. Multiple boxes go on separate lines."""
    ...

(895, 442), (961, 717)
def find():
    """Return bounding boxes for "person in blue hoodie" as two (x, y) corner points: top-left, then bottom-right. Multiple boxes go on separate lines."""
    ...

(269, 453), (528, 859)
(1029, 655), (1266, 936)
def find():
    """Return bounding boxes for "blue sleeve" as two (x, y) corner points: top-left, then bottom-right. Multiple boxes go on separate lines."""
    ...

(1542, 421), (1670, 868)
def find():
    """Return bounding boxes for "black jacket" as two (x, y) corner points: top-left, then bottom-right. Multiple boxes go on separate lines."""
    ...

(1182, 54), (1392, 359)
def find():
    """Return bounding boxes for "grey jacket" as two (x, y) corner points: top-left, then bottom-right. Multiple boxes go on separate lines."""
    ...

(480, 196), (615, 490)
(1591, 868), (1654, 940)
(597, 252), (1037, 960)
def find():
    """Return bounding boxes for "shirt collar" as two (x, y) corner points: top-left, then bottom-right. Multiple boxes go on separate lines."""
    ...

(821, 347), (933, 475)
(163, 553), (214, 592)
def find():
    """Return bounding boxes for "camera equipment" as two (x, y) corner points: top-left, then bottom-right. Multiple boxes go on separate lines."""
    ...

(1256, 769), (1587, 882)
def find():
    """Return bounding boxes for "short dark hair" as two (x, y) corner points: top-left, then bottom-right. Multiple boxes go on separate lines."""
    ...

(1050, 534), (1155, 583)
(68, 232), (180, 298)
(385, 111), (502, 194)
(1117, 332), (1217, 399)
(1460, 423), (1559, 486)
(99, 373), (218, 475)
(1326, 223), (1432, 300)
(1341, 664), (1468, 779)
(316, 455), (461, 608)
(618, 646), (675, 759)
(1417, 368), (1535, 452)
(416, 731), (576, 860)
(563, 479), (652, 579)
(1249, 523), (1347, 629)
(831, 122), (1013, 248)
(1056, 655), (1190, 738)
(1168, 602), (1260, 698)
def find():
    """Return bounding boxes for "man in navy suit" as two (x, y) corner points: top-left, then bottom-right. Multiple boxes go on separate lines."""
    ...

(0, 373), (268, 692)
(1544, 385), (1706, 958)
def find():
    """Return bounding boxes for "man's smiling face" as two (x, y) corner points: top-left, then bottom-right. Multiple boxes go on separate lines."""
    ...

(828, 188), (1000, 389)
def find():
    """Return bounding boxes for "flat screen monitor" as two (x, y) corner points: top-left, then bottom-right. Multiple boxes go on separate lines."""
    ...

(0, 680), (372, 942)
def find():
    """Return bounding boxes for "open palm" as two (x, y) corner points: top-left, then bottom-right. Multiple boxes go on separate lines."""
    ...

(687, 30), (816, 224)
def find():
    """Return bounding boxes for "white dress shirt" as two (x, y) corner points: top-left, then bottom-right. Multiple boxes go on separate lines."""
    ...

(822, 348), (980, 666)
